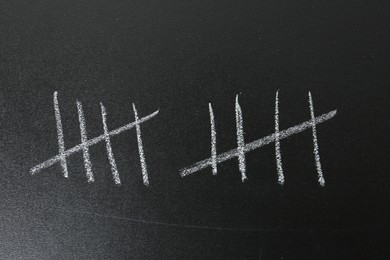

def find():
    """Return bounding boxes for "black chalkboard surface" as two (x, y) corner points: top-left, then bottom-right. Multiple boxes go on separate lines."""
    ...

(1, 0), (389, 259)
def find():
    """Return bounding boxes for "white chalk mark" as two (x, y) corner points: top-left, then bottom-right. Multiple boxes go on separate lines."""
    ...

(133, 103), (149, 186)
(180, 110), (337, 177)
(274, 90), (284, 185)
(30, 109), (159, 175)
(235, 95), (247, 182)
(68, 207), (261, 232)
(76, 101), (94, 183)
(209, 103), (217, 175)
(53, 91), (69, 178)
(100, 103), (121, 185)
(308, 92), (325, 186)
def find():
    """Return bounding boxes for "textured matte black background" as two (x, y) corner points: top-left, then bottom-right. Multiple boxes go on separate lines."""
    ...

(0, 0), (389, 259)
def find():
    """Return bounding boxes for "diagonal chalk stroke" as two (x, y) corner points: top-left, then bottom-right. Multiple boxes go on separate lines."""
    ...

(100, 103), (121, 185)
(180, 110), (337, 177)
(77, 101), (94, 183)
(30, 108), (159, 176)
(53, 91), (69, 178)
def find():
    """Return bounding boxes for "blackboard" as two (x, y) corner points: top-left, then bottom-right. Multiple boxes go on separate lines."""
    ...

(1, 0), (389, 259)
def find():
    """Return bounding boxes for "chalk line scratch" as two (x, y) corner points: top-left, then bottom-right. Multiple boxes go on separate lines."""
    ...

(308, 92), (325, 186)
(53, 91), (68, 178)
(259, 246), (263, 260)
(77, 101), (94, 183)
(58, 207), (363, 233)
(275, 90), (284, 185)
(209, 103), (217, 175)
(133, 103), (149, 186)
(68, 208), (260, 232)
(100, 103), (121, 185)
(236, 95), (247, 182)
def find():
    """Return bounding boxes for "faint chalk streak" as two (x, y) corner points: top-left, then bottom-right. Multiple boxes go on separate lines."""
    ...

(59, 207), (366, 233)
(259, 246), (263, 260)
(69, 208), (260, 232)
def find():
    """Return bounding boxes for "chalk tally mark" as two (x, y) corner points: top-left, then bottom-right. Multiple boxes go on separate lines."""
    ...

(235, 95), (247, 182)
(100, 103), (120, 185)
(77, 101), (94, 183)
(308, 92), (325, 186)
(53, 91), (68, 178)
(133, 103), (149, 186)
(274, 90), (284, 185)
(180, 91), (337, 186)
(209, 103), (217, 175)
(31, 92), (159, 185)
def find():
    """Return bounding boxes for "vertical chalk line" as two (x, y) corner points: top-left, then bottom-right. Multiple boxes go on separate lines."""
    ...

(53, 91), (69, 178)
(133, 103), (149, 186)
(235, 95), (247, 182)
(100, 103), (121, 185)
(274, 90), (284, 185)
(209, 103), (217, 175)
(76, 101), (94, 183)
(308, 92), (325, 186)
